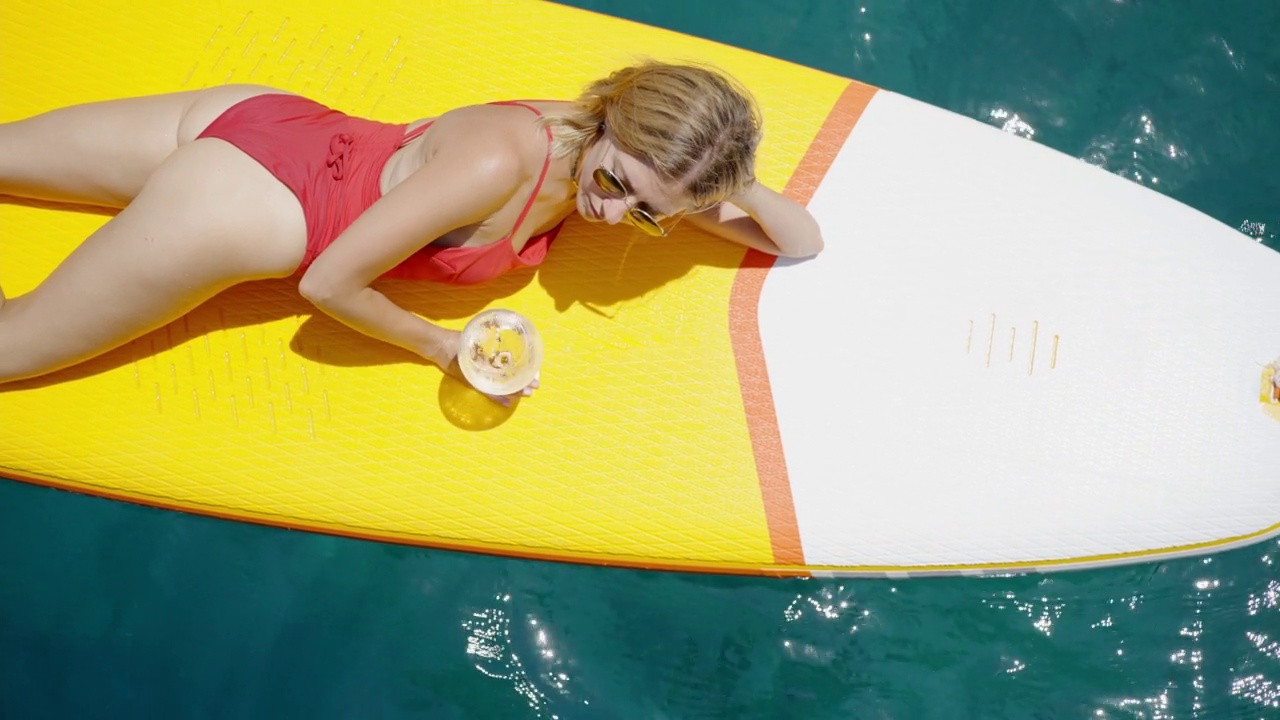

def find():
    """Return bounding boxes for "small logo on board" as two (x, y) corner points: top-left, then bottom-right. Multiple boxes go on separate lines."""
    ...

(1262, 360), (1280, 424)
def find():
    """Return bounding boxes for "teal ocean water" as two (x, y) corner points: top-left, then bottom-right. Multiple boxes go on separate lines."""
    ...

(3, 1), (1279, 717)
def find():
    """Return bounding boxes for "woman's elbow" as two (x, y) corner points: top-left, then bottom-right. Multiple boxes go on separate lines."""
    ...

(779, 229), (824, 258)
(800, 233), (825, 257)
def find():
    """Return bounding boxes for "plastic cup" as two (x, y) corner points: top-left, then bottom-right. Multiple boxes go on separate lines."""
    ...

(457, 309), (543, 396)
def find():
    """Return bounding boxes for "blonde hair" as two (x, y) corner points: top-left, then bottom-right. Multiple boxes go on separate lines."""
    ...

(543, 61), (762, 209)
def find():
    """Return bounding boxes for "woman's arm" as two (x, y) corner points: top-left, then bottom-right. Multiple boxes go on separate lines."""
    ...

(684, 182), (823, 258)
(297, 128), (521, 370)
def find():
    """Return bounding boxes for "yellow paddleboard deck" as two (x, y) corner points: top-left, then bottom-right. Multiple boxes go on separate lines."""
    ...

(2, 0), (842, 575)
(7, 0), (1280, 577)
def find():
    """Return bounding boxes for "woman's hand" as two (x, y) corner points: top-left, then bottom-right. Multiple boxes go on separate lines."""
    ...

(433, 329), (540, 407)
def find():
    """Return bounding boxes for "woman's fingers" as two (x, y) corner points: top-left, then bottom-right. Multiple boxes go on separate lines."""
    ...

(480, 373), (540, 407)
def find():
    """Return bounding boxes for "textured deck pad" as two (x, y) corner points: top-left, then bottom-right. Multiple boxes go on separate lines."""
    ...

(1, 0), (845, 574)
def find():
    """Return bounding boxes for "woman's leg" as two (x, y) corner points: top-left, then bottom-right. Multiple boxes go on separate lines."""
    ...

(0, 137), (306, 383)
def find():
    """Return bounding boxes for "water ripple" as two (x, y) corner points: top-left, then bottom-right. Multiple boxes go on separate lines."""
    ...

(1079, 110), (1194, 191)
(462, 592), (585, 719)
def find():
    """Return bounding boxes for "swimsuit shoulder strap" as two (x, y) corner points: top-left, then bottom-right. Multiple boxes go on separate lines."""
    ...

(400, 120), (432, 145)
(487, 101), (555, 241)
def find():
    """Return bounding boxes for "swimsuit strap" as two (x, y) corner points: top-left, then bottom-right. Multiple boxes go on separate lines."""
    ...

(487, 101), (554, 242)
(400, 121), (432, 145)
(397, 102), (553, 246)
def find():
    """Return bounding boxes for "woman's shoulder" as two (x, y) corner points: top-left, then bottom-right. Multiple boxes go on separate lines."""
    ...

(428, 101), (570, 171)
(433, 99), (573, 131)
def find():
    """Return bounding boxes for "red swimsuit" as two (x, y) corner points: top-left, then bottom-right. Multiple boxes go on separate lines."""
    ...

(196, 94), (562, 285)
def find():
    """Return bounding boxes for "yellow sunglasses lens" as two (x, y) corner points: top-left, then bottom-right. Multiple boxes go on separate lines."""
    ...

(593, 167), (627, 197)
(627, 209), (666, 236)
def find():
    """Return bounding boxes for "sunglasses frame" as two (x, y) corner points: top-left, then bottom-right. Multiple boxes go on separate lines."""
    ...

(591, 166), (680, 237)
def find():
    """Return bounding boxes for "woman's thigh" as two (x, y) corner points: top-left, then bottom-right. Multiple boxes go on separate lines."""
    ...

(0, 137), (306, 382)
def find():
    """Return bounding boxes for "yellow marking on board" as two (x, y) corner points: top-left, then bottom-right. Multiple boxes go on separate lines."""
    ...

(985, 314), (996, 368)
(1261, 367), (1279, 404)
(0, 0), (850, 568)
(1028, 321), (1039, 376)
(1262, 368), (1280, 424)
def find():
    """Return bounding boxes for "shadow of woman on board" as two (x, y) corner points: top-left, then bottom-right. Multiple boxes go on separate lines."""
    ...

(1, 209), (745, 425)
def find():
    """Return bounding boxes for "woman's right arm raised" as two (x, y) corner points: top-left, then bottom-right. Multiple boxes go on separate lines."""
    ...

(297, 134), (520, 370)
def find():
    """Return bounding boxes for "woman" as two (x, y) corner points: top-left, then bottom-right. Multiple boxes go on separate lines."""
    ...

(0, 61), (823, 401)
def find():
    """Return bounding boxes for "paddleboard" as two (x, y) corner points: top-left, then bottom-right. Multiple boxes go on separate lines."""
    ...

(3, 0), (1278, 576)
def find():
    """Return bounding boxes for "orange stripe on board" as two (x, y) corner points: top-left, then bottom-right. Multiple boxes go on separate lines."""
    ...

(730, 81), (877, 566)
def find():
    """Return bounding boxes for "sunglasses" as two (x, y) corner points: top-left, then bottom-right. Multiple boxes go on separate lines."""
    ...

(591, 166), (682, 237)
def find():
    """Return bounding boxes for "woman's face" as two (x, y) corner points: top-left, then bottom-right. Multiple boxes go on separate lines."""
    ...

(574, 132), (690, 233)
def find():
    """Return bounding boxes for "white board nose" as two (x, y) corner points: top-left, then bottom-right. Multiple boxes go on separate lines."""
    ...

(757, 91), (1280, 572)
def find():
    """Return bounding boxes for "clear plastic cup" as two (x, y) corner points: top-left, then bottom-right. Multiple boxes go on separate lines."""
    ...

(457, 309), (543, 396)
